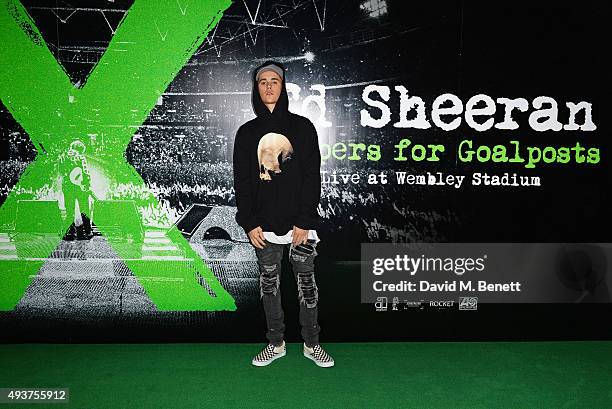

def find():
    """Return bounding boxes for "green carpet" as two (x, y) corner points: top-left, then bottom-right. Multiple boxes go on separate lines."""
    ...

(1, 341), (611, 408)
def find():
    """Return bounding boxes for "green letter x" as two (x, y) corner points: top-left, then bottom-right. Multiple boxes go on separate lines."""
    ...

(0, 0), (236, 311)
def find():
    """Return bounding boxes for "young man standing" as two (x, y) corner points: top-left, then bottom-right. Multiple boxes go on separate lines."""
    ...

(232, 61), (334, 367)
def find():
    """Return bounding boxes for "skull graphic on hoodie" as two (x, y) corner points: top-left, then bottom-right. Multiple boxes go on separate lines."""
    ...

(258, 132), (293, 181)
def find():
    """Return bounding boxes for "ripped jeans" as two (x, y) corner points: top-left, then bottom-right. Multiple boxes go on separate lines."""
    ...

(254, 238), (321, 348)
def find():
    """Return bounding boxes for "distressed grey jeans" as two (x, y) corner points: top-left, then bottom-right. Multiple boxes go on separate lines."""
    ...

(254, 238), (321, 348)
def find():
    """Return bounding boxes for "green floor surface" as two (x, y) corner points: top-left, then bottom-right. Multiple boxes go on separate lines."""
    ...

(1, 341), (611, 408)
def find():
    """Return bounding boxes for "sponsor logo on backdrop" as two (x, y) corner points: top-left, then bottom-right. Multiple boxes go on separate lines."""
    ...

(375, 296), (388, 312)
(429, 300), (454, 308)
(459, 297), (479, 310)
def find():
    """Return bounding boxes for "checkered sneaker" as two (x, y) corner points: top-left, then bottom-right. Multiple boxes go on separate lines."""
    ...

(252, 341), (286, 366)
(303, 343), (335, 367)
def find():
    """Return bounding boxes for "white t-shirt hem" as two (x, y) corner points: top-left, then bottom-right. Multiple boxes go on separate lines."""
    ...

(263, 229), (320, 245)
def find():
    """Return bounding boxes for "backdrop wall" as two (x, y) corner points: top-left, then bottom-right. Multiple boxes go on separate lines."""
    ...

(1, 0), (610, 342)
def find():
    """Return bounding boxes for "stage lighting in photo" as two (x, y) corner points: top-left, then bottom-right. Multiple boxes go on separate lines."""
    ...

(304, 51), (315, 62)
(360, 0), (387, 18)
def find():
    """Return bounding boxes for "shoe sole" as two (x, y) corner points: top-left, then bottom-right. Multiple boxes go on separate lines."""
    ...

(252, 350), (286, 366)
(303, 352), (334, 367)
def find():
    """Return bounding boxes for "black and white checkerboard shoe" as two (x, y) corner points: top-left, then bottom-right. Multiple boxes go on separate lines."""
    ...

(252, 341), (286, 366)
(303, 343), (335, 367)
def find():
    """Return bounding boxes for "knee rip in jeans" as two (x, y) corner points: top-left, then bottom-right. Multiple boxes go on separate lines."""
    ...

(297, 271), (318, 308)
(261, 263), (278, 273)
(260, 270), (280, 298)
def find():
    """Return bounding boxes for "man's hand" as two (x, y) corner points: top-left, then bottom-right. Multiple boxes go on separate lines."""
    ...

(248, 226), (266, 249)
(292, 225), (309, 246)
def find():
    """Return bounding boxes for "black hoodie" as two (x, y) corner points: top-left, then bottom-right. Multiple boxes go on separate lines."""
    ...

(232, 60), (322, 237)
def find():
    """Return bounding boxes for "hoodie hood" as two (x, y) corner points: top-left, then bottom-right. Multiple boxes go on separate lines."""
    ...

(251, 60), (289, 120)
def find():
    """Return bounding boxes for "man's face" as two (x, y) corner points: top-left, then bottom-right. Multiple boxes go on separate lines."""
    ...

(257, 70), (282, 106)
